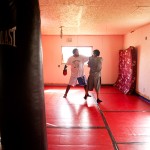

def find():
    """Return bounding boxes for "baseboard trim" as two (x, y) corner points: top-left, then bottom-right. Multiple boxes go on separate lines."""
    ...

(44, 83), (67, 86)
(101, 84), (114, 86)
(135, 91), (150, 103)
(44, 83), (114, 87)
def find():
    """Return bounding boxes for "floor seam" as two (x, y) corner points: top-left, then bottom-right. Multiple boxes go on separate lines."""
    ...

(103, 110), (150, 112)
(93, 94), (119, 150)
(117, 142), (150, 144)
(46, 125), (106, 129)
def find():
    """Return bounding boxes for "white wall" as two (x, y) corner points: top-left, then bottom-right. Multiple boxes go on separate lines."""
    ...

(124, 24), (150, 100)
(42, 35), (124, 85)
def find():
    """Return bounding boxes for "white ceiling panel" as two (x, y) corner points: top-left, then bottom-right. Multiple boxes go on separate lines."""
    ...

(39, 0), (150, 35)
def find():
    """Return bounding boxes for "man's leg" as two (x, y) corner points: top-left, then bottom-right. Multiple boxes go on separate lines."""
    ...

(83, 85), (87, 91)
(84, 85), (88, 99)
(63, 85), (71, 98)
(83, 85), (90, 99)
(63, 76), (75, 98)
(96, 77), (102, 103)
(96, 91), (102, 103)
(84, 85), (91, 96)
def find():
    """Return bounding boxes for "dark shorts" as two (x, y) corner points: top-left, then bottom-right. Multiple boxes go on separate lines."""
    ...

(77, 75), (87, 86)
(87, 75), (101, 92)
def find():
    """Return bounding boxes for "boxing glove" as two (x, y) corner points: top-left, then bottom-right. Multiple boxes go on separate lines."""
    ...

(63, 69), (67, 76)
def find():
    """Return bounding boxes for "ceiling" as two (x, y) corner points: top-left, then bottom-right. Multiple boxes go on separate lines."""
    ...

(39, 0), (150, 35)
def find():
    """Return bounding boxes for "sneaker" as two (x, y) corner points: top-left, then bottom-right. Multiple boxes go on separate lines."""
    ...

(84, 95), (87, 99)
(84, 94), (91, 99)
(87, 94), (91, 97)
(97, 99), (102, 103)
(63, 94), (67, 98)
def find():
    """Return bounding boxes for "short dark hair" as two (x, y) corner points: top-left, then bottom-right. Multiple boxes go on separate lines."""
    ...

(73, 48), (78, 54)
(93, 49), (100, 56)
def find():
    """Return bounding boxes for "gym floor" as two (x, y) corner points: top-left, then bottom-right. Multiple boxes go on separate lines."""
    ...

(44, 86), (150, 150)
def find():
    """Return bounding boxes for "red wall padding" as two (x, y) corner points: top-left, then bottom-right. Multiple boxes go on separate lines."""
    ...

(114, 46), (137, 94)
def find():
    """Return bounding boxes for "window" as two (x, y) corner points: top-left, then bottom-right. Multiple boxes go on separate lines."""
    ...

(61, 46), (93, 64)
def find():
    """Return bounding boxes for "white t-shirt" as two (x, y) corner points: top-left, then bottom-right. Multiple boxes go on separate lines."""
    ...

(66, 55), (89, 77)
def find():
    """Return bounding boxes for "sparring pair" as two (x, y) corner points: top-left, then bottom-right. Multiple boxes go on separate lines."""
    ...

(63, 48), (103, 103)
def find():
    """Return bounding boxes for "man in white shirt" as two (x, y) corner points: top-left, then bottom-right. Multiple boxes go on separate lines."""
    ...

(63, 48), (91, 98)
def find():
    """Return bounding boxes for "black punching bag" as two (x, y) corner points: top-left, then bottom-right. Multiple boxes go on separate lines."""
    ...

(0, 0), (47, 150)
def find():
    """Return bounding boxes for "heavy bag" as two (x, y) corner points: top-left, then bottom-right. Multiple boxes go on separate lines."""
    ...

(0, 1), (47, 150)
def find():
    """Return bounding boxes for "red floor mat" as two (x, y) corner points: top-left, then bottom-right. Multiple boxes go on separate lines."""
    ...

(45, 86), (150, 150)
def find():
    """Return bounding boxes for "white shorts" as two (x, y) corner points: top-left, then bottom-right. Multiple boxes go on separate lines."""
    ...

(68, 76), (78, 86)
(68, 76), (87, 86)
